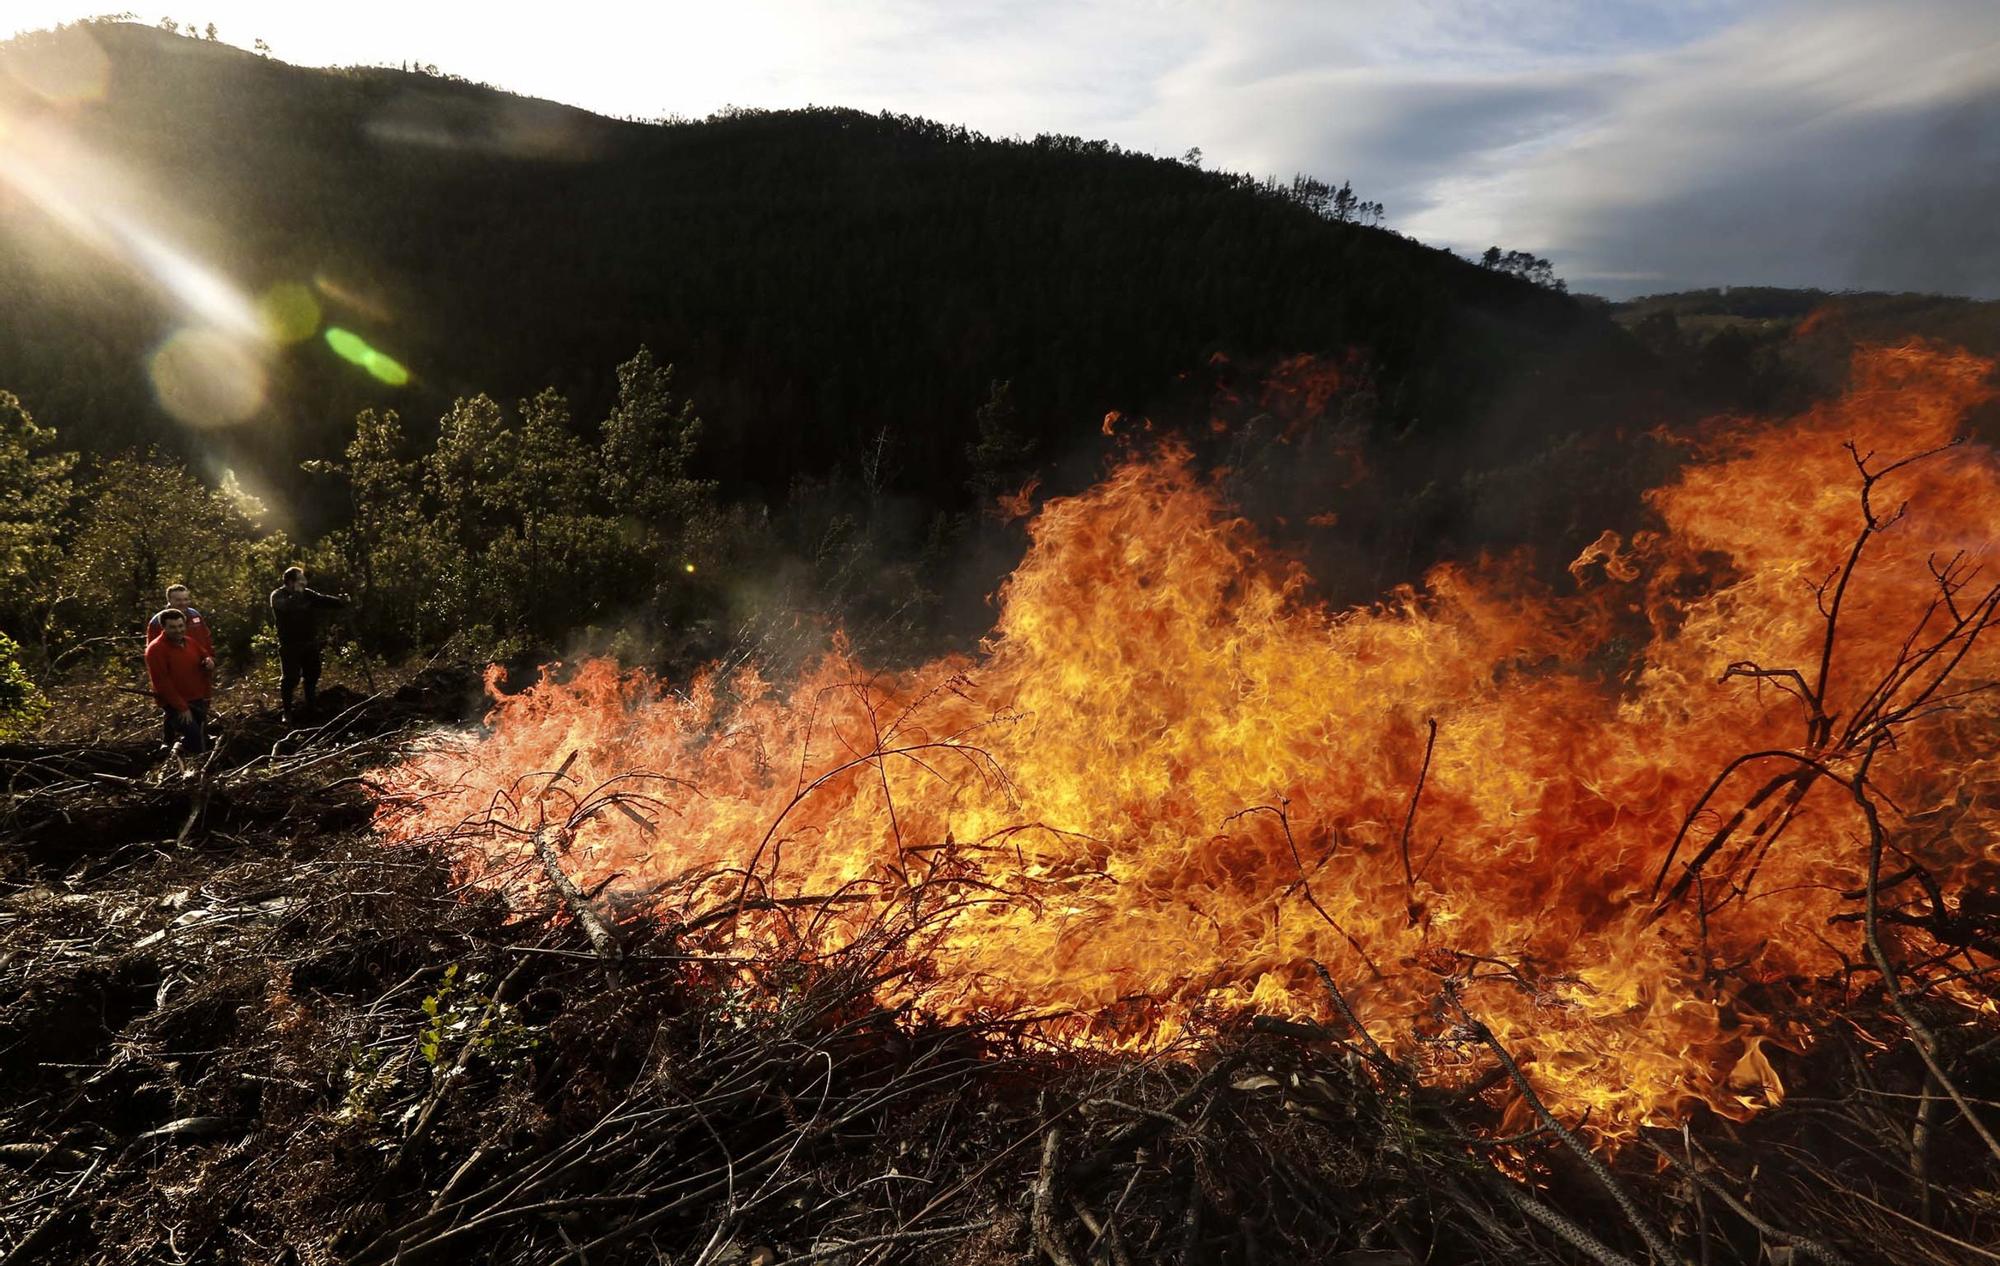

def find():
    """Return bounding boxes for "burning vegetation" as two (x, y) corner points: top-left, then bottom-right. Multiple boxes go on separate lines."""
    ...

(380, 342), (2000, 1141)
(6, 342), (2000, 1265)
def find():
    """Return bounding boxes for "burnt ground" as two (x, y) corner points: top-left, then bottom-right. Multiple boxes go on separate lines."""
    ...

(3, 667), (1997, 1265)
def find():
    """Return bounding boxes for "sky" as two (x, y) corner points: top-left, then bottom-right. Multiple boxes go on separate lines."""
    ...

(8, 0), (1998, 299)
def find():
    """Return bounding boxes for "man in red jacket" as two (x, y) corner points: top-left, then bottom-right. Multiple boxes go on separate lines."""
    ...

(146, 608), (211, 755)
(147, 583), (216, 669)
(147, 583), (214, 744)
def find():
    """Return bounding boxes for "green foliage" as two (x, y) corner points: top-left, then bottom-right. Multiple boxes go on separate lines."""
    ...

(0, 391), (77, 640)
(320, 407), (435, 649)
(427, 394), (514, 543)
(423, 393), (513, 632)
(596, 348), (722, 630)
(283, 347), (730, 651)
(600, 348), (713, 527)
(333, 1043), (394, 1128)
(248, 341), (928, 665)
(417, 964), (537, 1072)
(964, 378), (1035, 502)
(51, 453), (292, 662)
(333, 964), (537, 1139)
(511, 388), (592, 631)
(0, 631), (50, 739)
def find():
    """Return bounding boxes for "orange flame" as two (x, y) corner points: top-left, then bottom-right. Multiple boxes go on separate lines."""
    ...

(377, 343), (2000, 1139)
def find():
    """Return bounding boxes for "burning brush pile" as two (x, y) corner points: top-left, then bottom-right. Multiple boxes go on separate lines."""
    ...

(5, 343), (1999, 1264)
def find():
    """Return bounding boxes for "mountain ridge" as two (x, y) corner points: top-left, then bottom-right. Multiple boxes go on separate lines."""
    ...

(3, 20), (1626, 534)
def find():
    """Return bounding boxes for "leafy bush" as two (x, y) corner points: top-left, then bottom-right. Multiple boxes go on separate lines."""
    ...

(0, 631), (49, 739)
(50, 453), (293, 664)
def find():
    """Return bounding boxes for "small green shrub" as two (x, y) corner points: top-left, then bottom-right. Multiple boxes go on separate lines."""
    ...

(0, 631), (50, 740)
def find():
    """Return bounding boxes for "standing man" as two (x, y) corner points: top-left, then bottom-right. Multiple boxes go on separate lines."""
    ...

(269, 566), (348, 722)
(146, 608), (211, 755)
(148, 583), (216, 670)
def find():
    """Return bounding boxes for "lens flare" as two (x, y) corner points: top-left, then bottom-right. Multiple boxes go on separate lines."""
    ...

(325, 326), (411, 386)
(0, 26), (110, 105)
(259, 281), (321, 344)
(311, 272), (393, 324)
(149, 327), (265, 428)
(126, 228), (263, 337)
(0, 80), (264, 343)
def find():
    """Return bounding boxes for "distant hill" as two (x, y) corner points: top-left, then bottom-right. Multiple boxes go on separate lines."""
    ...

(1611, 288), (2000, 425)
(1, 21), (1646, 539)
(1613, 287), (2000, 353)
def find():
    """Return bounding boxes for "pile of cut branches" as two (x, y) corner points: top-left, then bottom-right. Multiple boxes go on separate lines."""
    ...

(2, 669), (480, 874)
(4, 673), (1998, 1264)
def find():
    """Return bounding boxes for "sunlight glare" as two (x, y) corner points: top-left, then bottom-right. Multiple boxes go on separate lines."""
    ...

(149, 327), (266, 428)
(0, 105), (265, 341)
(218, 467), (275, 523)
(125, 224), (264, 337)
(0, 26), (110, 105)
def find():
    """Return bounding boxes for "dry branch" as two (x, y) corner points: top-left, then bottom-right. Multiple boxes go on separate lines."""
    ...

(533, 825), (624, 964)
(1031, 1095), (1082, 1266)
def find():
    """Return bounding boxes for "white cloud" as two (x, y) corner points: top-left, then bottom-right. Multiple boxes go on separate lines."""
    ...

(1477, 0), (2000, 294)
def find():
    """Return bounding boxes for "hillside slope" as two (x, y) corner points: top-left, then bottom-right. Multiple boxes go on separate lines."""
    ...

(0, 21), (1643, 534)
(1612, 287), (2000, 428)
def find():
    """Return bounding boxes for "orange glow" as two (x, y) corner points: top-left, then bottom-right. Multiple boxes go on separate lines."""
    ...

(377, 342), (2000, 1139)
(1259, 352), (1346, 436)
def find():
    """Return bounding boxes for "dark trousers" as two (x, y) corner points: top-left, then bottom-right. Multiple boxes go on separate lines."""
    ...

(279, 641), (323, 712)
(162, 698), (209, 753)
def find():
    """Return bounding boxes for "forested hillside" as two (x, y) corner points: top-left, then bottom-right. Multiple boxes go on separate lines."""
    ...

(17, 19), (1994, 691)
(1, 20), (1630, 535)
(1614, 286), (2000, 417)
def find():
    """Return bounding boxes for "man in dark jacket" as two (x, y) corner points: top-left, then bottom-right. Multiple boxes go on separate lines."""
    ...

(146, 608), (211, 754)
(269, 566), (348, 721)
